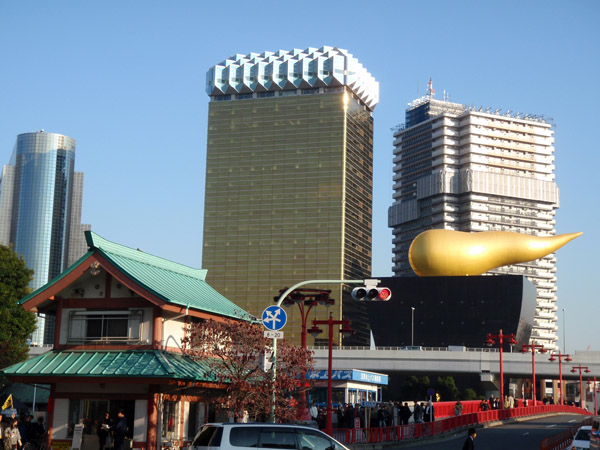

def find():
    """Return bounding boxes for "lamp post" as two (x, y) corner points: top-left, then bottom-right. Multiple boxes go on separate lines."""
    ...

(276, 288), (335, 418)
(485, 329), (517, 403)
(309, 313), (354, 436)
(548, 352), (572, 405)
(570, 364), (590, 409)
(520, 341), (547, 406)
(411, 307), (415, 347)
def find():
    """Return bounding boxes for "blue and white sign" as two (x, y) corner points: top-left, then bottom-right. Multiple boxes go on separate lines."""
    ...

(262, 306), (287, 331)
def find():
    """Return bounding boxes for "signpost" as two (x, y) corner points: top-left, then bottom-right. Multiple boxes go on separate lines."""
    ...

(262, 306), (287, 331)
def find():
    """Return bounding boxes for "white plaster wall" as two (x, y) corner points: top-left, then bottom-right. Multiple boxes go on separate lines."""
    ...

(133, 400), (148, 443)
(163, 318), (186, 350)
(53, 399), (70, 439)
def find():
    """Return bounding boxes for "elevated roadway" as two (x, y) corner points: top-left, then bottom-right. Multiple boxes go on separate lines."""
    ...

(311, 347), (600, 380)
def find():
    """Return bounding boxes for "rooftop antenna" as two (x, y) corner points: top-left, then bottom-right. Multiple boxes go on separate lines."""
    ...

(426, 78), (435, 98)
(443, 89), (450, 102)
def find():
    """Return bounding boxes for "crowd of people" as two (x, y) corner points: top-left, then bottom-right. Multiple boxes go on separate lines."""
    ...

(0, 414), (45, 450)
(308, 400), (437, 429)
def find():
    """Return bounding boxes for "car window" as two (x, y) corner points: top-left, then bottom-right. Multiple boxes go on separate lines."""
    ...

(192, 426), (223, 447)
(295, 429), (344, 450)
(575, 429), (591, 441)
(230, 427), (260, 447)
(258, 429), (298, 449)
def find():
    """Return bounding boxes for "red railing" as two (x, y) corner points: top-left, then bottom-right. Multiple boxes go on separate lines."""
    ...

(330, 404), (591, 445)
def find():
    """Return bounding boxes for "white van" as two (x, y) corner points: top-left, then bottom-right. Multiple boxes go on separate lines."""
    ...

(190, 423), (349, 450)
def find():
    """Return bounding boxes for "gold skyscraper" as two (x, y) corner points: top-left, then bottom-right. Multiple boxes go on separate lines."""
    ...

(202, 47), (379, 344)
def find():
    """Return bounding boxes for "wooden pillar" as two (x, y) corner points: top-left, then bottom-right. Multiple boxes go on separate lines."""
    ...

(46, 385), (56, 450)
(152, 307), (162, 349)
(147, 387), (159, 450)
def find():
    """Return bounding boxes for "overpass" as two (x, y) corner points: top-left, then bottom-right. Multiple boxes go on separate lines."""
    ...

(311, 346), (600, 380)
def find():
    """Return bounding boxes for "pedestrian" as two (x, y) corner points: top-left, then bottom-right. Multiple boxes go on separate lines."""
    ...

(400, 403), (412, 425)
(111, 410), (127, 450)
(424, 401), (435, 422)
(98, 412), (112, 450)
(8, 420), (21, 450)
(462, 427), (477, 450)
(309, 403), (318, 422)
(454, 400), (463, 416)
(413, 401), (423, 423)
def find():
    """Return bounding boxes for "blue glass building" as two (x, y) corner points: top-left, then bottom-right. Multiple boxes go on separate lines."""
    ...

(0, 130), (90, 344)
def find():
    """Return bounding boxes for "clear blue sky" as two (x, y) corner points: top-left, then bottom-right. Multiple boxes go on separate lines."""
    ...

(1, 1), (598, 353)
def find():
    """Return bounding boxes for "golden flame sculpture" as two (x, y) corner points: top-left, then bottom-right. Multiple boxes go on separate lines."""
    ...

(408, 230), (582, 277)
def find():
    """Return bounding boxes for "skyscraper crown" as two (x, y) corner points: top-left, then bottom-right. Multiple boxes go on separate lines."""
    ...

(206, 46), (379, 109)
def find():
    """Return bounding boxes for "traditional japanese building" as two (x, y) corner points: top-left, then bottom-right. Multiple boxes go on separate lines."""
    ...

(1, 231), (250, 450)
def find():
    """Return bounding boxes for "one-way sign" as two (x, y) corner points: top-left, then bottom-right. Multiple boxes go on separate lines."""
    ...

(262, 305), (287, 331)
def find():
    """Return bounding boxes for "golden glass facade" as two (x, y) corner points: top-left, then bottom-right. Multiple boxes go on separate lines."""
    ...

(202, 90), (373, 345)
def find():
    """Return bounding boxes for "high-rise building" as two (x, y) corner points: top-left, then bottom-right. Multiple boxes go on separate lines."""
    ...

(202, 47), (379, 345)
(0, 130), (90, 344)
(388, 83), (559, 349)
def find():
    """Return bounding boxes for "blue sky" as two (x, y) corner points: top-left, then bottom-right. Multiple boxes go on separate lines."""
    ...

(1, 1), (598, 353)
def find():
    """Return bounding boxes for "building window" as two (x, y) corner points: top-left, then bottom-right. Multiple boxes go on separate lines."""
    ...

(68, 310), (142, 344)
(186, 402), (205, 439)
(162, 401), (179, 441)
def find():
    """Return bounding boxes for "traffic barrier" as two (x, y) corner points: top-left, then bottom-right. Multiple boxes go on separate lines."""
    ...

(331, 404), (592, 445)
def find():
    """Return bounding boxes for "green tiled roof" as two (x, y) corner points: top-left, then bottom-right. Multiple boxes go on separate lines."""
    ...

(85, 232), (251, 320)
(20, 231), (252, 321)
(0, 383), (50, 405)
(1, 351), (217, 382)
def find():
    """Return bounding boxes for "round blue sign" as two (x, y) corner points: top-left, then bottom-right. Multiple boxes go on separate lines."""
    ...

(262, 306), (287, 331)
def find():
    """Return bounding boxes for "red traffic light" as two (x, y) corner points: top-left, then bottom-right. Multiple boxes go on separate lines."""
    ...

(378, 288), (392, 301)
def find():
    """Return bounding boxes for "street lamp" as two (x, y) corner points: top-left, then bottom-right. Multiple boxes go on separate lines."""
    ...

(276, 288), (335, 419)
(520, 341), (547, 406)
(411, 307), (415, 347)
(485, 329), (517, 403)
(570, 364), (591, 409)
(310, 313), (355, 436)
(548, 352), (572, 405)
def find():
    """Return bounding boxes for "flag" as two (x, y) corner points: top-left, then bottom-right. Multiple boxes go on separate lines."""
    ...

(1, 394), (13, 410)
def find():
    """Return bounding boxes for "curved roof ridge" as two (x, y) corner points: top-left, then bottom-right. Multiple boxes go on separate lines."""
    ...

(85, 231), (207, 280)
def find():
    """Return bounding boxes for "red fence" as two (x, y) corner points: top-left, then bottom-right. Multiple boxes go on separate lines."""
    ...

(330, 404), (591, 445)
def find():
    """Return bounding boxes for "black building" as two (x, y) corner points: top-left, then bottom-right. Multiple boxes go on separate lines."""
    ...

(365, 275), (535, 348)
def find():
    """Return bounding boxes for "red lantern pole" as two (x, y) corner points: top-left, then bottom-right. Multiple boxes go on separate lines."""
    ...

(485, 329), (517, 404)
(571, 364), (590, 409)
(311, 313), (354, 436)
(548, 352), (572, 405)
(521, 341), (547, 406)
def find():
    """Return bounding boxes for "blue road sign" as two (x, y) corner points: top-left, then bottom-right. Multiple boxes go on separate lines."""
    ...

(262, 306), (287, 331)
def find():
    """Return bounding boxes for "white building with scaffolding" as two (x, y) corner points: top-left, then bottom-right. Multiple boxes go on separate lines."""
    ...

(388, 80), (560, 349)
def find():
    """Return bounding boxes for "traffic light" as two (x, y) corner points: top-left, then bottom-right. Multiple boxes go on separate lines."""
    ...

(351, 286), (392, 301)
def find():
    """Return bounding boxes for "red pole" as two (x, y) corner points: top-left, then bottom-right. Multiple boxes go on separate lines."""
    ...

(531, 341), (537, 407)
(499, 329), (504, 404)
(326, 314), (334, 436)
(594, 377), (597, 414)
(579, 369), (583, 409)
(559, 356), (563, 405)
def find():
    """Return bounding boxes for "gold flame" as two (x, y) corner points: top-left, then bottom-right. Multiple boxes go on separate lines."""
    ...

(409, 230), (582, 277)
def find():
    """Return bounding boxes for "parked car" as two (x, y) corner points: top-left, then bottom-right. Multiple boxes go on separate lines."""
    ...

(190, 423), (349, 450)
(571, 425), (592, 450)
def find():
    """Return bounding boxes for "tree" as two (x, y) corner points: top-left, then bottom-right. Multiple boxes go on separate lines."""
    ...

(0, 244), (36, 372)
(182, 317), (313, 422)
(433, 376), (460, 401)
(399, 375), (431, 400)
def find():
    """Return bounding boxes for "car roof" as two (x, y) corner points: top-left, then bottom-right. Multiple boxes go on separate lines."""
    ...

(203, 423), (318, 430)
(577, 426), (592, 430)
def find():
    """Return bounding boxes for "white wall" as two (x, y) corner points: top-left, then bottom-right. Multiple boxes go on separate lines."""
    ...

(53, 399), (69, 439)
(133, 400), (148, 443)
